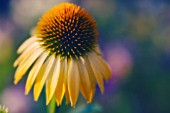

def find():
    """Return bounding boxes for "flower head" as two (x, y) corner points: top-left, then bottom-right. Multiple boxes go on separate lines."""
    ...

(36, 3), (98, 59)
(14, 3), (111, 107)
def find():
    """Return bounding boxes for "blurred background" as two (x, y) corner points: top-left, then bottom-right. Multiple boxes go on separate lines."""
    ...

(0, 0), (170, 113)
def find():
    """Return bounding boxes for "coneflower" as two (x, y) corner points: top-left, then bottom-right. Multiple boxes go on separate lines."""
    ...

(14, 2), (111, 107)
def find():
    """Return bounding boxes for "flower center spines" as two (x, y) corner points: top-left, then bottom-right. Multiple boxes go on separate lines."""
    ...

(36, 3), (98, 59)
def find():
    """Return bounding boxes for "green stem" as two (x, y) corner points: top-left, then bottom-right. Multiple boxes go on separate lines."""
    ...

(48, 97), (56, 113)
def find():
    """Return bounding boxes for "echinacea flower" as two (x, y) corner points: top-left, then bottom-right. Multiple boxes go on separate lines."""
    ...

(14, 3), (111, 107)
(0, 105), (8, 113)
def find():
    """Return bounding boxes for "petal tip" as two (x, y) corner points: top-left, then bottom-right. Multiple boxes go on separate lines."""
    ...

(46, 100), (50, 105)
(71, 104), (76, 108)
(17, 49), (21, 54)
(33, 93), (39, 101)
(34, 97), (38, 101)
(25, 89), (29, 95)
(13, 80), (18, 85)
(101, 90), (104, 95)
(13, 62), (18, 67)
(86, 101), (90, 104)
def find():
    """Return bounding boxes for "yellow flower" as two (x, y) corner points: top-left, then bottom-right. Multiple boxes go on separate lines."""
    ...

(0, 105), (8, 113)
(14, 3), (111, 107)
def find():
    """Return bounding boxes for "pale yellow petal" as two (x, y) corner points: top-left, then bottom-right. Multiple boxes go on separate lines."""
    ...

(68, 59), (80, 107)
(14, 42), (39, 67)
(25, 51), (49, 95)
(77, 58), (91, 101)
(34, 54), (55, 101)
(62, 58), (70, 104)
(14, 48), (44, 84)
(17, 36), (36, 54)
(45, 63), (55, 105)
(55, 58), (67, 106)
(84, 56), (96, 102)
(92, 53), (111, 81)
(45, 61), (55, 105)
(87, 53), (104, 94)
(46, 56), (60, 105)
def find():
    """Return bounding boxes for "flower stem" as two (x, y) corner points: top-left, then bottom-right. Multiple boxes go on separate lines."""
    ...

(48, 97), (56, 113)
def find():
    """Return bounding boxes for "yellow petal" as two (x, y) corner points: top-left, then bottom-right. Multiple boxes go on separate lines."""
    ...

(17, 36), (36, 54)
(62, 57), (70, 104)
(77, 58), (91, 101)
(88, 53), (104, 94)
(25, 51), (49, 95)
(92, 53), (111, 81)
(89, 86), (95, 103)
(46, 56), (60, 105)
(65, 83), (70, 104)
(45, 66), (55, 105)
(55, 58), (67, 106)
(34, 54), (55, 101)
(14, 42), (39, 67)
(68, 59), (80, 107)
(84, 57), (96, 102)
(62, 57), (68, 88)
(93, 46), (102, 54)
(14, 48), (44, 84)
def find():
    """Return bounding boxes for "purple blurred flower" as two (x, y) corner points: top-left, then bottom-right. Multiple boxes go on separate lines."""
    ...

(95, 42), (133, 107)
(104, 43), (133, 80)
(1, 86), (31, 113)
(0, 19), (14, 62)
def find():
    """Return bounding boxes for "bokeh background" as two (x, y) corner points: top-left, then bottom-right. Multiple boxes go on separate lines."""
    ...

(0, 0), (170, 113)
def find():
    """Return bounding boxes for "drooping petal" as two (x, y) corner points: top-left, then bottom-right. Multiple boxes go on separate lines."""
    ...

(62, 57), (68, 89)
(14, 42), (39, 67)
(92, 53), (111, 81)
(62, 57), (70, 104)
(87, 53), (104, 94)
(45, 66), (55, 105)
(25, 51), (49, 95)
(14, 47), (44, 84)
(68, 59), (80, 107)
(34, 54), (55, 101)
(17, 36), (36, 54)
(46, 56), (60, 105)
(77, 57), (91, 101)
(84, 56), (96, 102)
(93, 46), (102, 55)
(89, 85), (96, 103)
(55, 58), (67, 106)
(65, 83), (70, 104)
